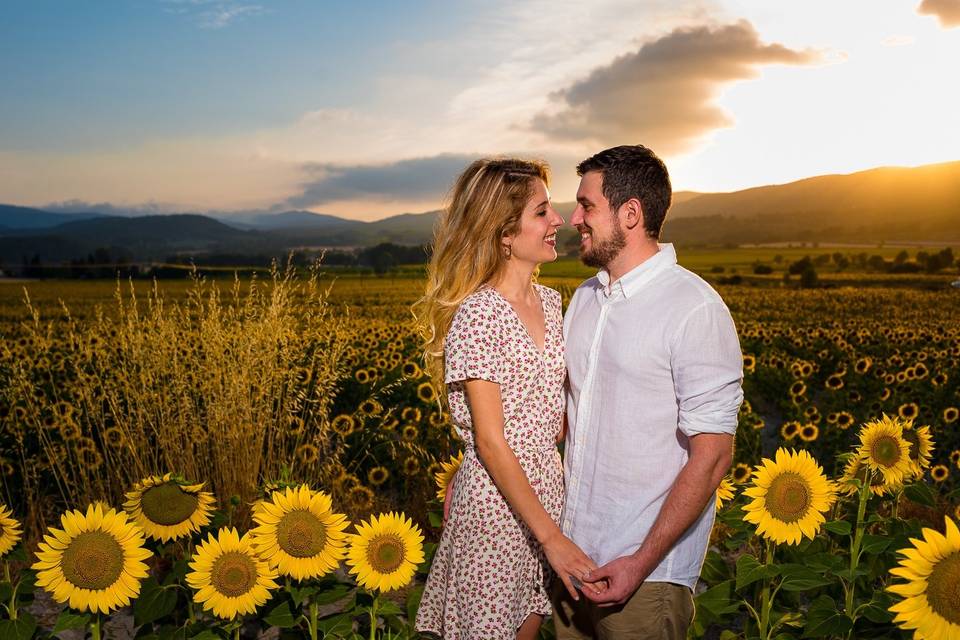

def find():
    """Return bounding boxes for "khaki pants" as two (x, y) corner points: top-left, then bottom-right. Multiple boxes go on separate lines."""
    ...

(552, 579), (694, 640)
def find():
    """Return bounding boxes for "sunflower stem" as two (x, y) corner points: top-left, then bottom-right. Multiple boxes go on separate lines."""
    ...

(309, 599), (319, 640)
(90, 612), (101, 640)
(758, 539), (775, 640)
(4, 562), (15, 620)
(234, 624), (241, 640)
(369, 592), (379, 640)
(845, 471), (871, 619)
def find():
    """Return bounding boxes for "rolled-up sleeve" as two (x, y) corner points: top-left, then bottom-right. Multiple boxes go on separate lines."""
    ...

(670, 301), (743, 437)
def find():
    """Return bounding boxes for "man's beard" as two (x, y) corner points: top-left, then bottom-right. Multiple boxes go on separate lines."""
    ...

(580, 224), (626, 269)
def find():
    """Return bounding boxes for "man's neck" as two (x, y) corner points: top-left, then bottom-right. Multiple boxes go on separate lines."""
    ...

(605, 240), (660, 284)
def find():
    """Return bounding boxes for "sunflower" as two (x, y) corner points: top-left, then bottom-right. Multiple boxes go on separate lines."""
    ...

(898, 403), (919, 421)
(789, 381), (806, 397)
(401, 456), (420, 476)
(951, 450), (960, 468)
(346, 512), (425, 592)
(857, 415), (913, 486)
(888, 516), (960, 639)
(123, 473), (215, 543)
(401, 407), (421, 422)
(296, 443), (319, 465)
(250, 485), (350, 581)
(349, 485), (375, 511)
(799, 424), (819, 442)
(836, 411), (855, 430)
(402, 424), (419, 441)
(359, 399), (382, 417)
(32, 504), (152, 614)
(944, 407), (959, 424)
(901, 423), (935, 479)
(0, 504), (23, 557)
(838, 455), (899, 497)
(780, 421), (800, 440)
(732, 463), (751, 484)
(401, 361), (422, 379)
(434, 451), (464, 501)
(931, 465), (950, 483)
(186, 528), (278, 619)
(715, 477), (735, 511)
(825, 374), (844, 390)
(742, 354), (756, 373)
(417, 382), (437, 404)
(742, 448), (836, 545)
(355, 369), (370, 384)
(331, 414), (356, 437)
(367, 467), (390, 486)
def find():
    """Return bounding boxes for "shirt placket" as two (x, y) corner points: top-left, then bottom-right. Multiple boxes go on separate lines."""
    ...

(563, 291), (616, 536)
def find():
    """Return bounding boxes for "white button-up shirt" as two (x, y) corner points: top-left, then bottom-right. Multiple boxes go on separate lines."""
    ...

(562, 243), (743, 589)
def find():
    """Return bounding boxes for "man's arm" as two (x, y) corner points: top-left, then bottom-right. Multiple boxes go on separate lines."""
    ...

(583, 432), (732, 605)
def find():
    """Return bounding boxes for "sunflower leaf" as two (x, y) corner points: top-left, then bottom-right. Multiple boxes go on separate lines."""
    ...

(134, 576), (178, 626)
(406, 584), (424, 622)
(0, 611), (37, 640)
(802, 595), (853, 637)
(263, 599), (297, 628)
(859, 534), (891, 555)
(861, 592), (895, 624)
(777, 564), (832, 591)
(311, 583), (352, 606)
(316, 611), (355, 634)
(428, 510), (443, 529)
(52, 609), (90, 633)
(735, 554), (776, 591)
(903, 482), (936, 508)
(822, 520), (852, 536)
(376, 599), (403, 616)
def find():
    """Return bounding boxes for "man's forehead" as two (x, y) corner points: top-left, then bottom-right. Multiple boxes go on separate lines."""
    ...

(577, 171), (603, 196)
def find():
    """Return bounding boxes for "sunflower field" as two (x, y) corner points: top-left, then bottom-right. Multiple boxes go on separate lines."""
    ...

(1, 265), (959, 639)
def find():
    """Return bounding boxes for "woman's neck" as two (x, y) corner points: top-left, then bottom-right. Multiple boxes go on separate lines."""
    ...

(491, 260), (538, 302)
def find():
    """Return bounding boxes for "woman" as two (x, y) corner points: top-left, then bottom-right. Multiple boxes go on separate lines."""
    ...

(414, 158), (598, 639)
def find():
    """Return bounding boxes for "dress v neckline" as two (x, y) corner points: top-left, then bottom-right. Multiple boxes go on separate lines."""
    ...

(487, 285), (547, 357)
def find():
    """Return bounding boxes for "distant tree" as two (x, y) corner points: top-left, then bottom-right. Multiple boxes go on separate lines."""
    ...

(894, 250), (909, 265)
(800, 263), (819, 288)
(814, 254), (831, 267)
(773, 254), (784, 264)
(788, 256), (813, 275)
(710, 266), (725, 273)
(868, 255), (889, 272)
(753, 264), (773, 275)
(834, 255), (850, 271)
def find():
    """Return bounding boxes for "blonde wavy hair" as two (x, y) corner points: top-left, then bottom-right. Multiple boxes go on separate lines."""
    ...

(413, 157), (549, 397)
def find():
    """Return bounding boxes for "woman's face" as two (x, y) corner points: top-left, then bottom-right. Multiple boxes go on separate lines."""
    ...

(503, 179), (564, 265)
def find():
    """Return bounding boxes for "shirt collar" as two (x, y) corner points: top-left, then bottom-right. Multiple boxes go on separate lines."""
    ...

(596, 243), (677, 298)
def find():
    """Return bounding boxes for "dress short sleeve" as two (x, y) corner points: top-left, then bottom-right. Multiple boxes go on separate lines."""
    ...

(444, 291), (505, 385)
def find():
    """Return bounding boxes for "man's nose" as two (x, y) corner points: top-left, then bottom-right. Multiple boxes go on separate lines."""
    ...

(570, 206), (584, 226)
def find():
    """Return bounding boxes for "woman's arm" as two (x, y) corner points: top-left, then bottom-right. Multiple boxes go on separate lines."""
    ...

(466, 378), (599, 600)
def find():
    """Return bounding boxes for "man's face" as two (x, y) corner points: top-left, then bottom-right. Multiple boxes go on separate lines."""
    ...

(570, 171), (626, 269)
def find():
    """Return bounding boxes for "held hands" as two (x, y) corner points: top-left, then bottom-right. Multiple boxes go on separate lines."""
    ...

(581, 554), (649, 606)
(542, 531), (605, 601)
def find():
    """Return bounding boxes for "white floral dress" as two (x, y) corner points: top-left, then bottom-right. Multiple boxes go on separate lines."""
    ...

(416, 284), (566, 639)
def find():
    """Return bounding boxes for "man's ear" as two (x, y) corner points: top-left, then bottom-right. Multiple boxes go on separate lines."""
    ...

(620, 198), (644, 231)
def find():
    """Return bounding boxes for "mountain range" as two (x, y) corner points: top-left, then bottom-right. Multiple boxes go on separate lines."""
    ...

(2, 161), (958, 264)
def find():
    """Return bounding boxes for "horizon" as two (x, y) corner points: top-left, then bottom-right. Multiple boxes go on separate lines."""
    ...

(2, 1), (959, 221)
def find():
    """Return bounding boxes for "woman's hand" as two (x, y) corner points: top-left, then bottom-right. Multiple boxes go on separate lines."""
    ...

(542, 531), (602, 600)
(443, 474), (456, 525)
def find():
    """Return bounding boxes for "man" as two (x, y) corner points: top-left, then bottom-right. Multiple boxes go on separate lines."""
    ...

(554, 145), (743, 639)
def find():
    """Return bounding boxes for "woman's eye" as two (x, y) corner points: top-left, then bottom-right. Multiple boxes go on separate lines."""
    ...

(536, 210), (546, 216)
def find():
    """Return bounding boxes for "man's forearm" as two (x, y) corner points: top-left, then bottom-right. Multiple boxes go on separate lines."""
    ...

(631, 442), (731, 577)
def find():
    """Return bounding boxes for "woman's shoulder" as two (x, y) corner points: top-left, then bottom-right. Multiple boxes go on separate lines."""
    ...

(450, 286), (502, 327)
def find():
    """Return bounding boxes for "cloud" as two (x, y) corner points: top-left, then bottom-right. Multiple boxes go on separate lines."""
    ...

(163, 1), (267, 29)
(917, 0), (960, 27)
(531, 20), (820, 156)
(284, 154), (480, 208)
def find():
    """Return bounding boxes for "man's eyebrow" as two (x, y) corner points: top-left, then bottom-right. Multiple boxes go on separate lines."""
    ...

(576, 196), (593, 205)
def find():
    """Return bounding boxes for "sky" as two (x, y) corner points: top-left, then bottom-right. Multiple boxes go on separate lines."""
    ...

(1, 0), (958, 221)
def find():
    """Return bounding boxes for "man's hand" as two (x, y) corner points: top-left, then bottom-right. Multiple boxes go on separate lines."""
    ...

(581, 555), (650, 606)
